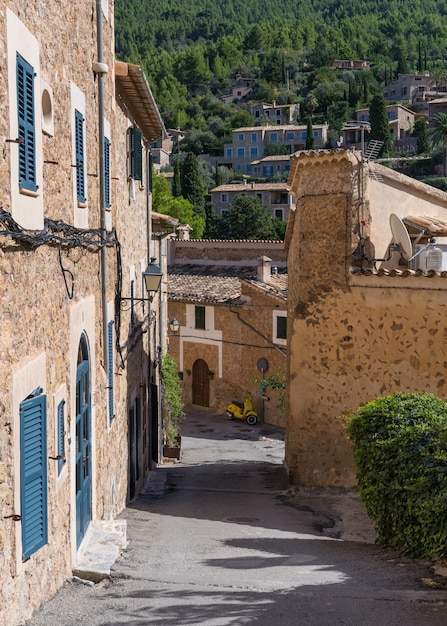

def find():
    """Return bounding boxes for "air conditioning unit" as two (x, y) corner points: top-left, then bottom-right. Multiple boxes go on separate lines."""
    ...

(410, 244), (447, 271)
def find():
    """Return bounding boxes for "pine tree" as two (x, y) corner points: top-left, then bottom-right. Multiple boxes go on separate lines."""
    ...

(181, 152), (206, 218)
(369, 94), (393, 158)
(413, 118), (430, 154)
(430, 112), (447, 177)
(305, 117), (315, 150)
(173, 156), (182, 197)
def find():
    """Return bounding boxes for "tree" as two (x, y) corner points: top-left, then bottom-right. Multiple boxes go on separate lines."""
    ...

(305, 117), (315, 150)
(181, 152), (206, 218)
(219, 195), (280, 240)
(430, 112), (447, 176)
(413, 118), (430, 154)
(369, 94), (393, 158)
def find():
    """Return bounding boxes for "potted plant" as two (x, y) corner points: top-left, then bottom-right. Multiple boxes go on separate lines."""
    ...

(161, 353), (185, 460)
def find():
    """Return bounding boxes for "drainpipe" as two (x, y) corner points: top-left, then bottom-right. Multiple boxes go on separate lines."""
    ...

(94, 1), (109, 365)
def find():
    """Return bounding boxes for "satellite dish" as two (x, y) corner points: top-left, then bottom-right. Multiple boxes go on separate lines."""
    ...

(390, 213), (412, 260)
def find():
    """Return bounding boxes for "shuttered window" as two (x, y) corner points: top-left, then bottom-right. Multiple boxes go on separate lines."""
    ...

(107, 320), (114, 422)
(195, 306), (206, 330)
(75, 110), (86, 203)
(20, 391), (48, 560)
(129, 128), (142, 181)
(17, 53), (37, 192)
(276, 315), (287, 340)
(104, 137), (111, 208)
(57, 400), (66, 475)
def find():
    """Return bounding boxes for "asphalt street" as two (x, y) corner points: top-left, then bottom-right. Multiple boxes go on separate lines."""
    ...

(26, 406), (447, 625)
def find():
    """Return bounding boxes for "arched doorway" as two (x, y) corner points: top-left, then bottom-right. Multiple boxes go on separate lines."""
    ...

(75, 334), (91, 548)
(192, 359), (210, 407)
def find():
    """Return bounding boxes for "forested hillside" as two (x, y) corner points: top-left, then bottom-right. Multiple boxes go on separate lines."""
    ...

(115, 0), (447, 238)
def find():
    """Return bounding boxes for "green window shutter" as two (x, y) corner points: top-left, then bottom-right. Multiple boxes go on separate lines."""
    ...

(195, 306), (206, 329)
(20, 391), (48, 559)
(75, 110), (85, 202)
(131, 128), (142, 181)
(104, 137), (111, 207)
(107, 320), (114, 422)
(17, 53), (37, 192)
(276, 316), (287, 340)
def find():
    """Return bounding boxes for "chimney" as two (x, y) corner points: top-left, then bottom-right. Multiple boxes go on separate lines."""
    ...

(257, 255), (272, 283)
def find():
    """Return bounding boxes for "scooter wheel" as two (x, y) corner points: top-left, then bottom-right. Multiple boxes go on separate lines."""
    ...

(227, 411), (234, 420)
(246, 414), (257, 425)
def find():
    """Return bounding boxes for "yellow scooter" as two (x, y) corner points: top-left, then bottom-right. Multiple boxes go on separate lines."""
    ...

(226, 396), (258, 425)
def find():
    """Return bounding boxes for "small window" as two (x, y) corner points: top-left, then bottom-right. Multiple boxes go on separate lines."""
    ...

(128, 127), (142, 181)
(286, 132), (295, 140)
(195, 306), (206, 329)
(75, 110), (86, 203)
(250, 147), (258, 157)
(238, 133), (244, 141)
(276, 110), (281, 116)
(237, 147), (245, 157)
(221, 193), (228, 202)
(17, 53), (37, 192)
(104, 137), (111, 207)
(251, 133), (258, 142)
(270, 133), (278, 143)
(275, 208), (284, 220)
(276, 316), (287, 340)
(226, 148), (232, 158)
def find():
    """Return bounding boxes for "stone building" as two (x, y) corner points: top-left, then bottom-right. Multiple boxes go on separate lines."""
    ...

(285, 149), (447, 489)
(210, 181), (294, 222)
(0, 2), (171, 624)
(167, 239), (287, 427)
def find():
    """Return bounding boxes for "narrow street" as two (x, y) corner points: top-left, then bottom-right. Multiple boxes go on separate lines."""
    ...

(27, 407), (447, 626)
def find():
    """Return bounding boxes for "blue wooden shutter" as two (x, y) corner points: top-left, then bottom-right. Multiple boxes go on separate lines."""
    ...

(75, 110), (86, 202)
(104, 137), (111, 207)
(17, 53), (37, 192)
(131, 128), (142, 181)
(20, 392), (48, 559)
(57, 400), (66, 474)
(107, 320), (114, 422)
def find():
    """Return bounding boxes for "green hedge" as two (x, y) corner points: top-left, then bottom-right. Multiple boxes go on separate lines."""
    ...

(345, 393), (447, 558)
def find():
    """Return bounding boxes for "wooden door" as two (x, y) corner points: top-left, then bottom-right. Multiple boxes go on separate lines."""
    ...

(192, 359), (210, 407)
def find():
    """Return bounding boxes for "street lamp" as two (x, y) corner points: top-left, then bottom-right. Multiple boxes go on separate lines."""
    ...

(169, 318), (180, 334)
(143, 257), (163, 298)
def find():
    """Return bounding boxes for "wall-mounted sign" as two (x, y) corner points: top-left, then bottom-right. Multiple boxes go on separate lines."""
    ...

(257, 357), (268, 373)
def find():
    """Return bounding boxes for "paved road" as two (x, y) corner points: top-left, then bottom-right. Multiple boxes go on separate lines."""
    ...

(27, 407), (447, 625)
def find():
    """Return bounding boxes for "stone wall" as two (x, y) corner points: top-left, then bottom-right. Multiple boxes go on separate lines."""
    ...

(0, 2), (155, 624)
(286, 149), (447, 488)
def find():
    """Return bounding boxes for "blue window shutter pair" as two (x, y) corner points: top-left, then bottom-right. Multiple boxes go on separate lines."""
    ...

(104, 137), (111, 207)
(107, 320), (114, 422)
(17, 53), (37, 192)
(75, 110), (86, 203)
(130, 128), (142, 181)
(20, 392), (48, 560)
(57, 400), (66, 474)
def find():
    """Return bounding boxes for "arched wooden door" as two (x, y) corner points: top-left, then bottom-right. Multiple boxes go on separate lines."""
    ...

(192, 359), (210, 407)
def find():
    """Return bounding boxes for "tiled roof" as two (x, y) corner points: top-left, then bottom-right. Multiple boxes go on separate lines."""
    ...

(210, 182), (289, 192)
(168, 264), (288, 303)
(351, 266), (447, 277)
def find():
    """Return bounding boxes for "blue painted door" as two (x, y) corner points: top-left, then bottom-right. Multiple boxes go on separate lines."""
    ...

(75, 355), (91, 547)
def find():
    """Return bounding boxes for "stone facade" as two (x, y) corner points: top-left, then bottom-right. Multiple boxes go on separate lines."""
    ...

(209, 181), (294, 222)
(286, 149), (447, 488)
(168, 241), (287, 427)
(0, 2), (167, 624)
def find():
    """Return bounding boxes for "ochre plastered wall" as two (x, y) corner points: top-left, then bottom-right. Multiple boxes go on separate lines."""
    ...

(286, 150), (447, 488)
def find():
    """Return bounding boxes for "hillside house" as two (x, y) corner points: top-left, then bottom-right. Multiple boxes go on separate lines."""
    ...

(210, 181), (294, 221)
(220, 75), (256, 104)
(250, 154), (293, 179)
(250, 102), (300, 125)
(285, 149), (447, 488)
(343, 104), (415, 151)
(0, 3), (172, 624)
(167, 239), (287, 427)
(221, 124), (329, 174)
(382, 72), (444, 112)
(332, 59), (373, 70)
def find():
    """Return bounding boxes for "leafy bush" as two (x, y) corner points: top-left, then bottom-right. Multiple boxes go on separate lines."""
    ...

(345, 393), (447, 558)
(161, 354), (185, 445)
